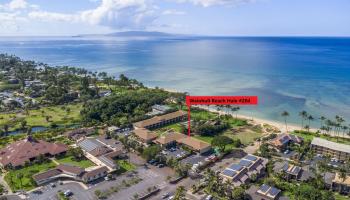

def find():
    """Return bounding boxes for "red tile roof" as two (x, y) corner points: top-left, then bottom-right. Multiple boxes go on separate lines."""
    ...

(0, 137), (68, 167)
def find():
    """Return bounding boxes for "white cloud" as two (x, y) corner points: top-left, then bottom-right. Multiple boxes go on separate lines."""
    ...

(28, 11), (77, 22)
(8, 0), (27, 10)
(175, 0), (255, 7)
(80, 0), (158, 29)
(26, 0), (158, 30)
(162, 9), (186, 15)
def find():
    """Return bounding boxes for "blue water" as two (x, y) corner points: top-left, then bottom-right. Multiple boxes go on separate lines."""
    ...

(1, 36), (350, 127)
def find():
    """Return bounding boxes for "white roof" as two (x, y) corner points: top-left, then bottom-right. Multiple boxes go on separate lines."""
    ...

(311, 137), (350, 154)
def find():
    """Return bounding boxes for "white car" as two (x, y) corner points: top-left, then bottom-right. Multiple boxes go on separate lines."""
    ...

(64, 190), (73, 197)
(205, 195), (213, 200)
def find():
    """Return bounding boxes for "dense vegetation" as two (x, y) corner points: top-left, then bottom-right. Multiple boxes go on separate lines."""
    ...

(80, 89), (182, 126)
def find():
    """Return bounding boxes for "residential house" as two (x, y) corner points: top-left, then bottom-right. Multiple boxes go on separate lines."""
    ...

(268, 133), (303, 152)
(221, 154), (268, 186)
(256, 184), (281, 200)
(332, 173), (350, 194)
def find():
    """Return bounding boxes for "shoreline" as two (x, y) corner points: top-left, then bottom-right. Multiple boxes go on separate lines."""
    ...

(192, 105), (318, 133)
(159, 87), (317, 133)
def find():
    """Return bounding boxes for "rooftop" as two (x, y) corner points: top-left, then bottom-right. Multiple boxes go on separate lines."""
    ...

(133, 128), (158, 141)
(333, 173), (350, 186)
(133, 110), (186, 128)
(0, 136), (68, 167)
(311, 137), (350, 154)
(82, 166), (108, 179)
(154, 132), (186, 145)
(78, 138), (112, 156)
(269, 133), (303, 147)
(257, 184), (281, 199)
(177, 136), (211, 151)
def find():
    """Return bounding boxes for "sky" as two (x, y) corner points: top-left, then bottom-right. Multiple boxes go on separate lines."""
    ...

(0, 0), (349, 36)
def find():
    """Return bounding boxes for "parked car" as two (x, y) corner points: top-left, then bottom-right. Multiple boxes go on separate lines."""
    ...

(158, 164), (165, 168)
(148, 159), (156, 164)
(284, 150), (290, 155)
(205, 195), (213, 200)
(64, 190), (73, 197)
(162, 193), (170, 199)
(50, 183), (56, 188)
(167, 196), (174, 200)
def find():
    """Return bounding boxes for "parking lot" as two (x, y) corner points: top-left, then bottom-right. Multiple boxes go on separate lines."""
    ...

(27, 153), (176, 200)
(163, 147), (190, 160)
(181, 151), (214, 166)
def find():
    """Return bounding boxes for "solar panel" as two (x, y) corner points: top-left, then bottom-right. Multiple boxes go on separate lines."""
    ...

(291, 166), (301, 175)
(282, 163), (289, 171)
(99, 156), (116, 168)
(259, 184), (270, 193)
(244, 155), (257, 161)
(229, 164), (243, 171)
(268, 187), (281, 197)
(222, 169), (237, 177)
(78, 139), (100, 152)
(239, 160), (253, 167)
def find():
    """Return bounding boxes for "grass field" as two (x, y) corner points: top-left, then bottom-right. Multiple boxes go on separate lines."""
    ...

(335, 193), (350, 200)
(291, 131), (350, 145)
(154, 123), (184, 135)
(4, 161), (56, 191)
(0, 104), (82, 131)
(115, 160), (136, 174)
(56, 155), (95, 168)
(224, 129), (262, 145)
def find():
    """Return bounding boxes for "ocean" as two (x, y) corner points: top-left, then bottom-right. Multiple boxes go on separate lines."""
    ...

(0, 36), (349, 127)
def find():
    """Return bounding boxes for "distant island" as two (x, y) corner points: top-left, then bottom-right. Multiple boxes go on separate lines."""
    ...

(75, 31), (188, 38)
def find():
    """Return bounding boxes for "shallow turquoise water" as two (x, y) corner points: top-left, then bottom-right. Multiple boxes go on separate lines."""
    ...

(0, 36), (349, 126)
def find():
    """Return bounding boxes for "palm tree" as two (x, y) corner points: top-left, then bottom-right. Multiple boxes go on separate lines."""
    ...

(231, 106), (240, 119)
(307, 115), (314, 132)
(281, 111), (289, 132)
(299, 110), (308, 130)
(319, 116), (326, 129)
(174, 186), (186, 200)
(339, 167), (347, 182)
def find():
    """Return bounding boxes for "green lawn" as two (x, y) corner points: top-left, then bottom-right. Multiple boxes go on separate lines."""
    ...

(335, 193), (350, 200)
(4, 161), (57, 191)
(154, 123), (184, 135)
(56, 155), (95, 168)
(224, 130), (262, 145)
(194, 128), (262, 146)
(0, 103), (82, 131)
(115, 160), (136, 174)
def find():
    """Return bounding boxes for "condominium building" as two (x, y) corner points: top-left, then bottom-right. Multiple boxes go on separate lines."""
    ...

(133, 110), (187, 129)
(311, 137), (350, 160)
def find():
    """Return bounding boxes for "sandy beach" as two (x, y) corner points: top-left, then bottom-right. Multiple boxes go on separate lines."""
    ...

(192, 105), (318, 133)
